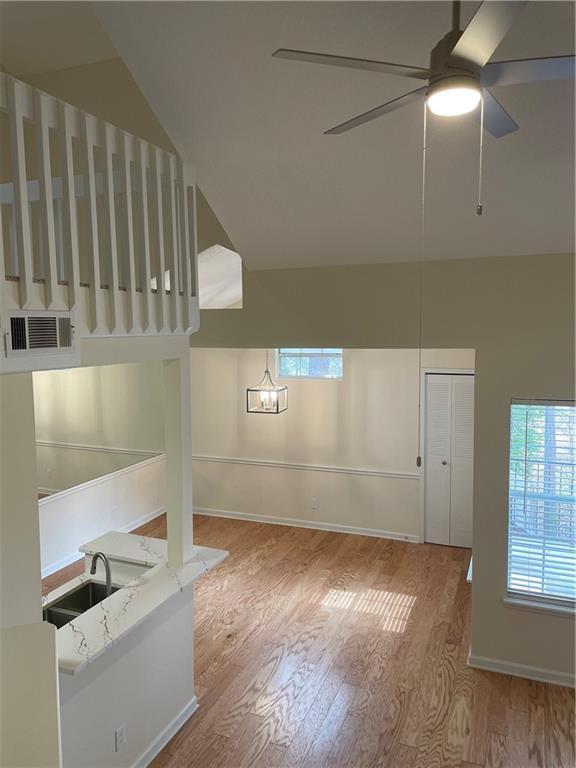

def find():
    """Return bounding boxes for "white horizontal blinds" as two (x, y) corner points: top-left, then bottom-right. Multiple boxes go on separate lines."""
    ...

(278, 348), (343, 379)
(508, 401), (576, 601)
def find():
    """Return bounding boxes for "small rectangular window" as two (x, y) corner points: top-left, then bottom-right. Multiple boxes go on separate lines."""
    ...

(508, 400), (576, 606)
(277, 348), (343, 379)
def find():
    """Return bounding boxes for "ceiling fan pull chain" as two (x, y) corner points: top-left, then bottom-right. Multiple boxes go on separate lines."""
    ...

(416, 99), (428, 469)
(477, 91), (485, 216)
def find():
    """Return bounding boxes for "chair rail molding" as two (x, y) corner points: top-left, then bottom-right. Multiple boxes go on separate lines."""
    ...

(191, 453), (419, 480)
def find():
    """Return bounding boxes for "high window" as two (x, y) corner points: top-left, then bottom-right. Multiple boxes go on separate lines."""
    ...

(508, 400), (575, 606)
(277, 348), (343, 379)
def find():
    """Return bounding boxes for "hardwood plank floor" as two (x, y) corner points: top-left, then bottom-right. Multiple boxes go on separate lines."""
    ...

(42, 514), (575, 768)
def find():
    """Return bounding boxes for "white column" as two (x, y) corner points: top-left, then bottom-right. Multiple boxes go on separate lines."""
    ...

(0, 372), (42, 628)
(163, 353), (193, 566)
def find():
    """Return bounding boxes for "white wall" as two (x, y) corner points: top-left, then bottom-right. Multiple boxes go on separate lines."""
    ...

(33, 363), (165, 454)
(32, 348), (476, 541)
(0, 622), (61, 768)
(59, 589), (195, 768)
(190, 348), (475, 538)
(1, 375), (61, 767)
(40, 455), (166, 577)
(36, 443), (157, 493)
(0, 372), (42, 628)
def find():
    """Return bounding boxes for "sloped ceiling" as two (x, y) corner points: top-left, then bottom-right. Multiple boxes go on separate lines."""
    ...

(0, 2), (116, 76)
(5, 2), (576, 270)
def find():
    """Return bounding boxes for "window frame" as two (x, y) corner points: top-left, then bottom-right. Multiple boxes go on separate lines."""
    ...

(505, 398), (576, 615)
(275, 348), (344, 381)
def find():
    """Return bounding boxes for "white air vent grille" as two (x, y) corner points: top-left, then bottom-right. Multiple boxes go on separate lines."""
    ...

(58, 317), (73, 348)
(10, 317), (27, 350)
(5, 313), (75, 356)
(28, 317), (58, 349)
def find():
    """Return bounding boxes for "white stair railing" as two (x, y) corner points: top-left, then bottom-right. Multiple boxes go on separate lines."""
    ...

(0, 73), (198, 338)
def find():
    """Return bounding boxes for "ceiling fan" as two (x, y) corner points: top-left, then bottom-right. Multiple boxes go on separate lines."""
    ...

(273, 0), (575, 138)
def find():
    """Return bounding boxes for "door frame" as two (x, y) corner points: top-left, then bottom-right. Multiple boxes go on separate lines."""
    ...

(419, 367), (475, 544)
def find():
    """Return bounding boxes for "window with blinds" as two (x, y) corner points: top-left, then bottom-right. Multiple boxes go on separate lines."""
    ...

(277, 349), (343, 379)
(508, 400), (576, 606)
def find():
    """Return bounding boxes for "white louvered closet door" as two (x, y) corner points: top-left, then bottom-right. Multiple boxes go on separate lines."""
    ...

(424, 374), (475, 547)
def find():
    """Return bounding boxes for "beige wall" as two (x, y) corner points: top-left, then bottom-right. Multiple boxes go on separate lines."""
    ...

(190, 347), (474, 539)
(26, 57), (176, 154)
(25, 58), (235, 256)
(191, 253), (575, 682)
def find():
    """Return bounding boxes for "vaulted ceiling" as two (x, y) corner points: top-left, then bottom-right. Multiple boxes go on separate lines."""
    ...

(3, 2), (575, 270)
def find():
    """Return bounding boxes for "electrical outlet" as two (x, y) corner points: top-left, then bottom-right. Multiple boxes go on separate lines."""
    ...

(311, 498), (319, 510)
(114, 724), (127, 752)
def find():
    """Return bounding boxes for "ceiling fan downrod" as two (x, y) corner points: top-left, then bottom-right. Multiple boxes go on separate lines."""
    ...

(451, 0), (461, 33)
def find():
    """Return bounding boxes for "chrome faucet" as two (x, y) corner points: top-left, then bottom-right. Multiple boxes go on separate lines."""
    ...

(90, 552), (112, 597)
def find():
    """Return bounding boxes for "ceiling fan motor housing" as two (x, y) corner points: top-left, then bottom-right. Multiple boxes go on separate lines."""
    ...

(428, 30), (481, 96)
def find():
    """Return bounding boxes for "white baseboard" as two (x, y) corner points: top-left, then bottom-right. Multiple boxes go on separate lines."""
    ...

(41, 551), (84, 579)
(40, 508), (165, 578)
(193, 506), (419, 543)
(468, 653), (575, 688)
(118, 506), (166, 535)
(132, 696), (198, 768)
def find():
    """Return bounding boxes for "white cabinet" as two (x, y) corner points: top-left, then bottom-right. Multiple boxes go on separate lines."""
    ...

(424, 373), (474, 548)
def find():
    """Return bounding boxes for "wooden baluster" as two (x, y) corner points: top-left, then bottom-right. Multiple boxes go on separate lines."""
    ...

(81, 114), (103, 332)
(102, 122), (122, 333)
(121, 132), (138, 332)
(8, 205), (18, 277)
(60, 103), (80, 309)
(168, 155), (182, 332)
(0, 187), (5, 327)
(187, 182), (199, 330)
(177, 162), (193, 332)
(53, 197), (65, 285)
(154, 147), (169, 333)
(7, 77), (33, 308)
(137, 141), (153, 332)
(34, 90), (58, 308)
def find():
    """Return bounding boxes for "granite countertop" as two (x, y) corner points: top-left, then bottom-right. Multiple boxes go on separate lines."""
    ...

(43, 532), (228, 675)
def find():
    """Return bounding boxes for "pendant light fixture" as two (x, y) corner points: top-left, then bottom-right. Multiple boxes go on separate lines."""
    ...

(247, 349), (288, 414)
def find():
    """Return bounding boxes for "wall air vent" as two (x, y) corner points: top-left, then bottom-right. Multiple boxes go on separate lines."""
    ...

(5, 312), (75, 357)
(10, 317), (27, 350)
(58, 317), (73, 348)
(28, 316), (58, 349)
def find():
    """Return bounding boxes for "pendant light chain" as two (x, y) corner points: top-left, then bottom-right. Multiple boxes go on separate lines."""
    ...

(477, 91), (485, 216)
(416, 99), (428, 468)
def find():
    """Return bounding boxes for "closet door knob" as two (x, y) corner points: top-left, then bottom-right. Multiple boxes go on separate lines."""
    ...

(441, 460), (448, 466)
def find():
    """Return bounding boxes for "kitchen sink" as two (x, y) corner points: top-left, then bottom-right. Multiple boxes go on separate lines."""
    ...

(43, 581), (120, 629)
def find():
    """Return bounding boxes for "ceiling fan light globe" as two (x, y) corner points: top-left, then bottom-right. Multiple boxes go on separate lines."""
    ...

(427, 78), (481, 117)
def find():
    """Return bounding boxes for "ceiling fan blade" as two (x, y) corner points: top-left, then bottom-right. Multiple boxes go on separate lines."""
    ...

(324, 87), (426, 135)
(477, 89), (519, 138)
(450, 1), (528, 68)
(482, 55), (576, 87)
(272, 49), (431, 79)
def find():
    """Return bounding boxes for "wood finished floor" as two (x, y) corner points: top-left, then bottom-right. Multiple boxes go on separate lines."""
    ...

(42, 514), (575, 768)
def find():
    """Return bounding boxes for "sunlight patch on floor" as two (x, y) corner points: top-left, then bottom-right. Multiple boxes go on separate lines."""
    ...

(321, 588), (417, 633)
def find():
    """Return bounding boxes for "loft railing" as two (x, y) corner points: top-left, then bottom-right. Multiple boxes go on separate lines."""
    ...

(0, 73), (198, 336)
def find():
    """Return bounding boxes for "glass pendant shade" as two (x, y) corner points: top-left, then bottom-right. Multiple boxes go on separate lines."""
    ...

(247, 352), (288, 414)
